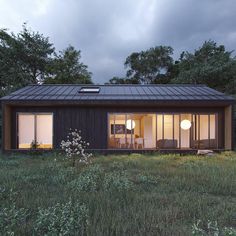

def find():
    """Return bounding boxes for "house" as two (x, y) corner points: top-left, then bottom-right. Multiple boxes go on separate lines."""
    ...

(1, 84), (235, 152)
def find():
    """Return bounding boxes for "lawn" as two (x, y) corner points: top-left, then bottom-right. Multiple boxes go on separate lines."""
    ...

(0, 152), (236, 235)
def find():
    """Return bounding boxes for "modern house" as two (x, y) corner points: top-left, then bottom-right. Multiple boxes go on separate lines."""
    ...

(1, 84), (235, 152)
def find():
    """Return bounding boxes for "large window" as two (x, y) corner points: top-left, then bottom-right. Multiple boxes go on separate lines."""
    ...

(18, 113), (53, 149)
(108, 113), (217, 150)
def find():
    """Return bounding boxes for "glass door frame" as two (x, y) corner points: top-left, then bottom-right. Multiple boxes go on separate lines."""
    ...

(107, 112), (218, 150)
(16, 112), (54, 149)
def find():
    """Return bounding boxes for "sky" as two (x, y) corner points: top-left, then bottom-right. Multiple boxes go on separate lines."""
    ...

(0, 0), (236, 84)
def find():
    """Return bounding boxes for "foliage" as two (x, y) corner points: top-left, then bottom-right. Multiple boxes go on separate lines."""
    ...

(107, 76), (139, 84)
(61, 129), (92, 166)
(30, 140), (40, 149)
(124, 46), (174, 84)
(34, 200), (89, 235)
(0, 204), (29, 235)
(0, 152), (236, 235)
(103, 171), (134, 192)
(172, 40), (236, 93)
(45, 45), (92, 84)
(0, 25), (93, 98)
(0, 23), (54, 96)
(192, 220), (236, 236)
(68, 164), (103, 192)
(0, 187), (28, 235)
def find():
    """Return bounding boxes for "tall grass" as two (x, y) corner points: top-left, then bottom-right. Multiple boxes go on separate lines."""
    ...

(0, 152), (236, 235)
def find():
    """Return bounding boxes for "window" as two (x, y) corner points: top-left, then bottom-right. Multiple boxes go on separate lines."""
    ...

(79, 87), (100, 93)
(108, 113), (218, 150)
(18, 113), (53, 149)
(108, 113), (156, 149)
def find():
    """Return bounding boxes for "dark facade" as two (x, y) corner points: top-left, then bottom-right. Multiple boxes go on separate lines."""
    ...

(1, 84), (235, 152)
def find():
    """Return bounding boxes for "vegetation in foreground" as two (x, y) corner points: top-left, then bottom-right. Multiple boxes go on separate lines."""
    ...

(0, 152), (236, 235)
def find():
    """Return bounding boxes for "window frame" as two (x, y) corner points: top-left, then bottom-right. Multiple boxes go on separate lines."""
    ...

(107, 112), (218, 150)
(16, 112), (54, 149)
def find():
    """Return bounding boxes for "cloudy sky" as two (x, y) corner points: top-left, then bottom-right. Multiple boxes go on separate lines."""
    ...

(0, 0), (236, 83)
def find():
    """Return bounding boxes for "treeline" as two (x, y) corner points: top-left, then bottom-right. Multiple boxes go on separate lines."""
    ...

(109, 42), (236, 94)
(0, 24), (92, 97)
(0, 24), (236, 97)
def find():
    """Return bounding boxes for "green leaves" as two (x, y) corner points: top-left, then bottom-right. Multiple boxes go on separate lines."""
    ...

(0, 24), (92, 97)
(173, 40), (236, 93)
(45, 45), (92, 84)
(124, 46), (174, 84)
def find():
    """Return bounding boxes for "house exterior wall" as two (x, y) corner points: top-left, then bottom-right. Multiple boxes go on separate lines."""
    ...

(224, 105), (233, 150)
(2, 104), (12, 150)
(1, 104), (229, 151)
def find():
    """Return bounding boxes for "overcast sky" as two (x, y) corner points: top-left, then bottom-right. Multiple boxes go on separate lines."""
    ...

(0, 0), (236, 83)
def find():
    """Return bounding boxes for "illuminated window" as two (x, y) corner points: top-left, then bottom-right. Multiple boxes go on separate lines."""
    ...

(18, 113), (53, 149)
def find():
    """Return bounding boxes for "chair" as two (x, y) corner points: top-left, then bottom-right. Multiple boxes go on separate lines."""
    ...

(135, 138), (144, 149)
(119, 138), (126, 148)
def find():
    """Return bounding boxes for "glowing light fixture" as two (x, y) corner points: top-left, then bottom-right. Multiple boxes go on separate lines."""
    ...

(180, 119), (191, 130)
(126, 119), (135, 130)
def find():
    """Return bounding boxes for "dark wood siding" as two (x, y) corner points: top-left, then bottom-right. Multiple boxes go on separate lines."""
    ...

(9, 105), (225, 150)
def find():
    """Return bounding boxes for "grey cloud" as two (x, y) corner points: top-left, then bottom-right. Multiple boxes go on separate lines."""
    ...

(0, 0), (236, 83)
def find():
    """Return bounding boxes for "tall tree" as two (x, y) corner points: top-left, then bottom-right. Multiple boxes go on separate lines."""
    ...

(172, 40), (236, 93)
(124, 46), (174, 84)
(107, 76), (139, 84)
(44, 46), (92, 84)
(0, 24), (54, 95)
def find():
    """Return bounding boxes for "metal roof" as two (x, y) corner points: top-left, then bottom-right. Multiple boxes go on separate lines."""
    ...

(1, 84), (234, 103)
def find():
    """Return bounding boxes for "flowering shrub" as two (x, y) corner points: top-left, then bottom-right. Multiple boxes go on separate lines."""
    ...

(34, 200), (89, 235)
(192, 220), (236, 236)
(61, 129), (92, 166)
(103, 171), (134, 192)
(0, 187), (28, 235)
(0, 204), (29, 235)
(68, 164), (104, 192)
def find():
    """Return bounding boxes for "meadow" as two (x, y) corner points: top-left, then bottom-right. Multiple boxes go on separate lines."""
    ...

(0, 152), (236, 235)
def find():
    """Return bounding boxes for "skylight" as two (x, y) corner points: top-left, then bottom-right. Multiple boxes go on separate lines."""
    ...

(79, 87), (100, 93)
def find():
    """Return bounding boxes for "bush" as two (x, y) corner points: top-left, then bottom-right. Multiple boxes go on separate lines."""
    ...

(137, 174), (159, 185)
(68, 164), (103, 192)
(34, 200), (89, 235)
(0, 204), (28, 235)
(61, 129), (92, 166)
(192, 220), (236, 236)
(103, 171), (134, 192)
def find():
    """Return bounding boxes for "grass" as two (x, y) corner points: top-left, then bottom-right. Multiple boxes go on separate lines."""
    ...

(0, 152), (236, 235)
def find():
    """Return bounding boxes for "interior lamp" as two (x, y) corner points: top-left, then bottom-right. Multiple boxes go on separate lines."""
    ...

(126, 119), (135, 130)
(180, 119), (191, 130)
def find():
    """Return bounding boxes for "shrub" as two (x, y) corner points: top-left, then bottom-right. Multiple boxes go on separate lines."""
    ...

(103, 171), (134, 192)
(137, 174), (159, 185)
(34, 200), (89, 235)
(192, 220), (236, 236)
(61, 129), (92, 166)
(68, 164), (103, 192)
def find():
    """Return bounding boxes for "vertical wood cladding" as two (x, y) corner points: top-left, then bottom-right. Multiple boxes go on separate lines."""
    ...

(11, 106), (108, 150)
(9, 105), (225, 150)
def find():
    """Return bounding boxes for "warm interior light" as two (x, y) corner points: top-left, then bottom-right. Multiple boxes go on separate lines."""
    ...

(180, 119), (191, 130)
(126, 119), (135, 130)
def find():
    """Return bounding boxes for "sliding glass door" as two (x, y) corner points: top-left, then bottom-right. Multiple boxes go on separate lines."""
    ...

(18, 113), (53, 149)
(108, 113), (156, 149)
(108, 113), (218, 150)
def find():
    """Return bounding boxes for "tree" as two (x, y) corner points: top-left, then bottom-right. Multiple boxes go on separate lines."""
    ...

(44, 46), (92, 84)
(124, 46), (174, 84)
(106, 76), (139, 84)
(0, 24), (54, 96)
(172, 40), (236, 93)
